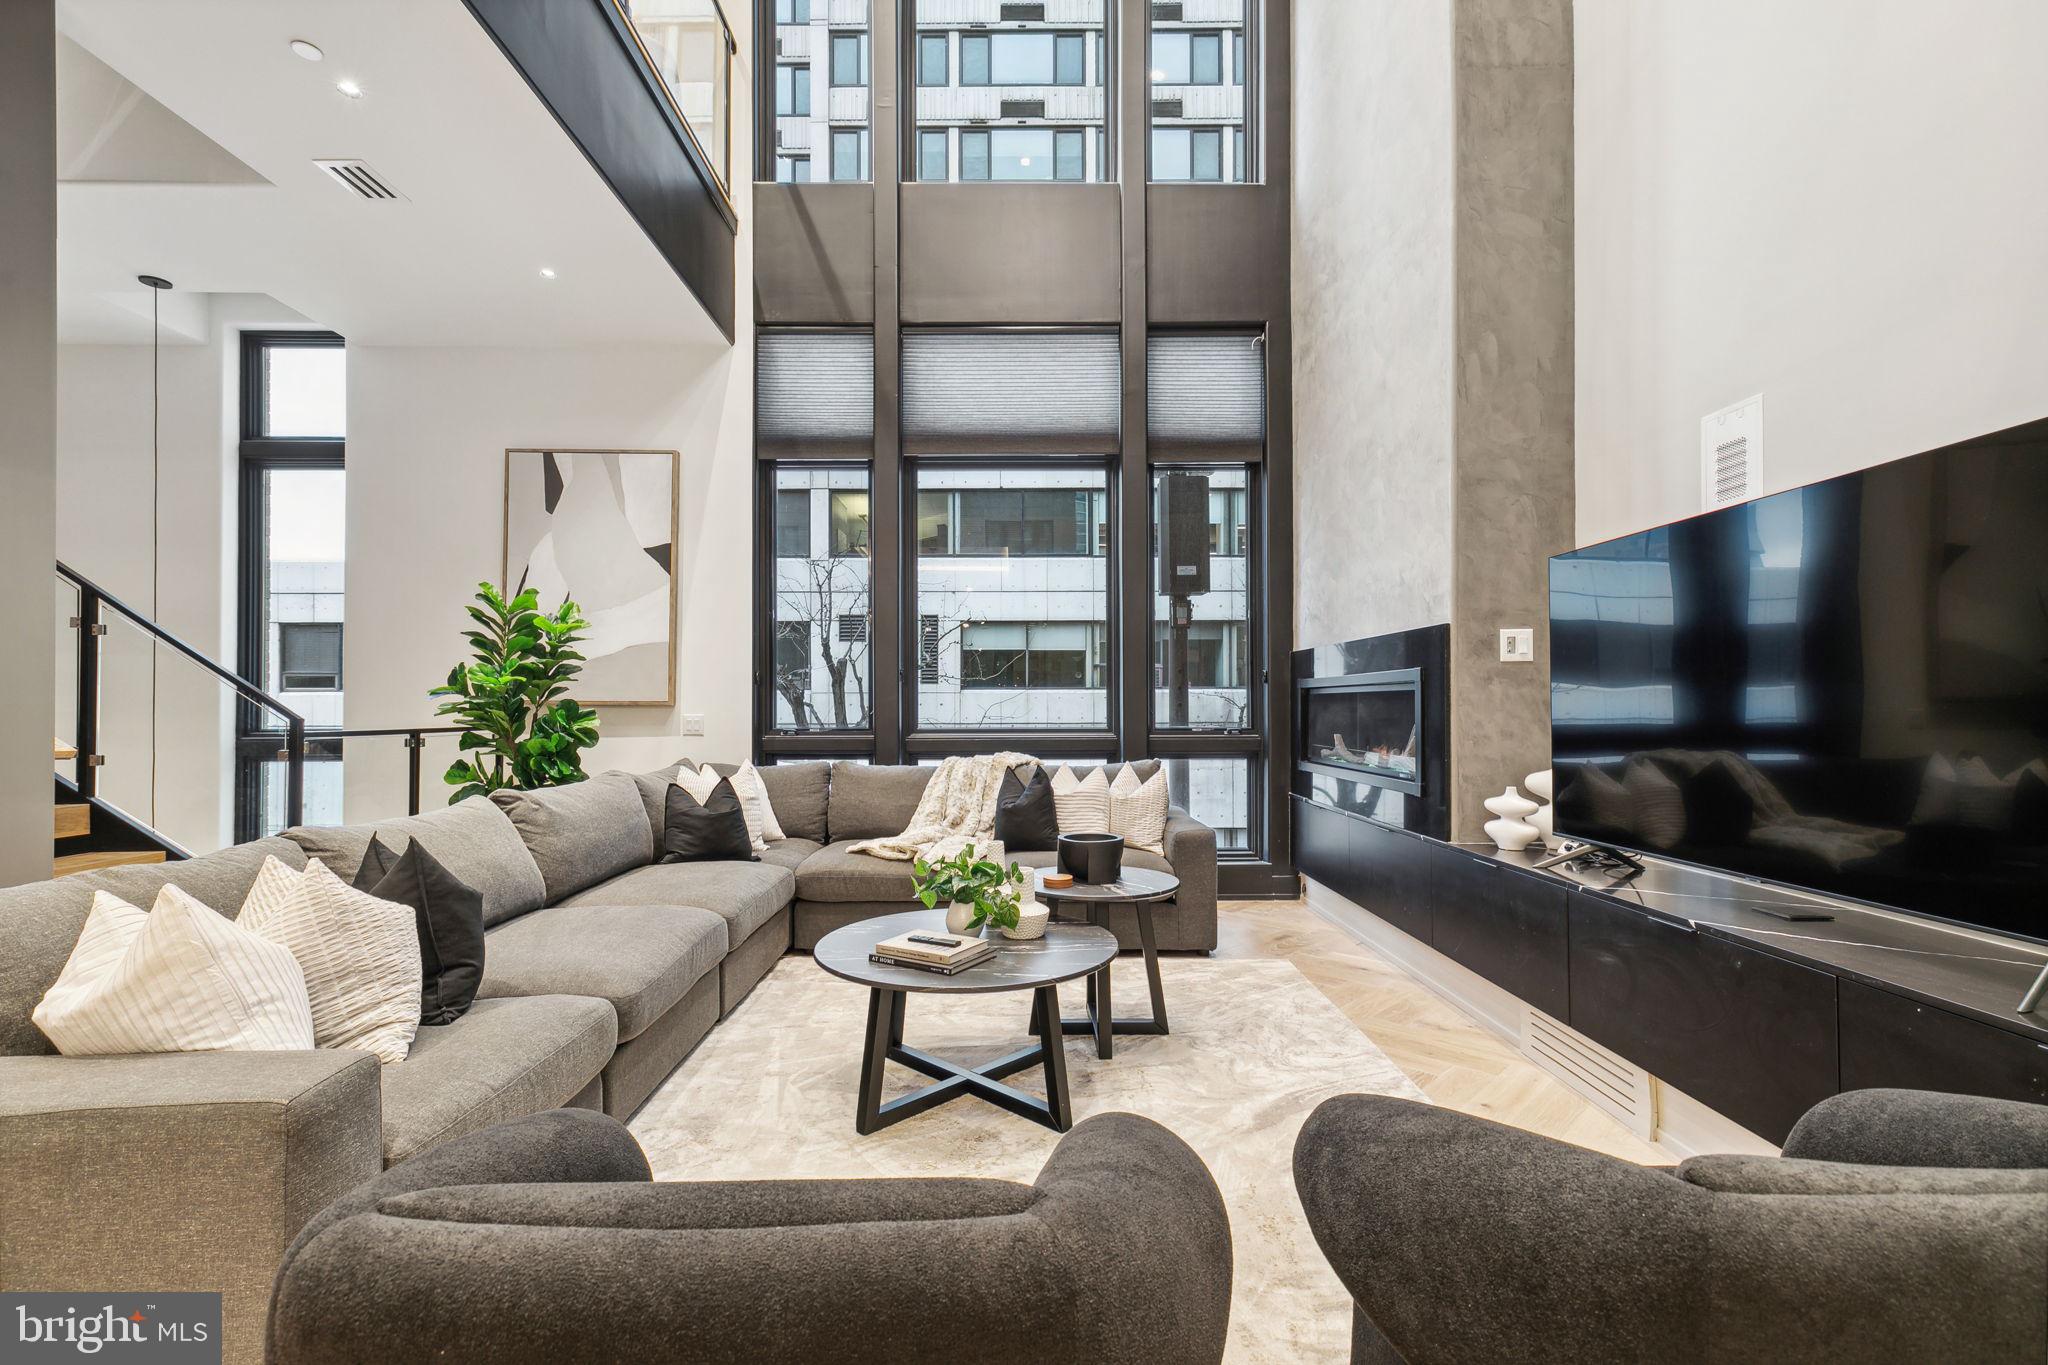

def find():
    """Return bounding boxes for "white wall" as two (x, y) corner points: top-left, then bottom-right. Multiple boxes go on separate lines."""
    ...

(1291, 0), (1456, 646)
(1575, 0), (2048, 544)
(341, 342), (754, 819)
(51, 298), (283, 855)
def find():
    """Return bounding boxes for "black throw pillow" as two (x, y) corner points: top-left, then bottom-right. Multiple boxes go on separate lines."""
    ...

(994, 764), (1059, 852)
(353, 835), (486, 1026)
(1682, 759), (1756, 847)
(664, 778), (758, 862)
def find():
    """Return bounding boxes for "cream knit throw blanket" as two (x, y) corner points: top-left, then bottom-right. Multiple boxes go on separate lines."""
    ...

(848, 752), (1037, 863)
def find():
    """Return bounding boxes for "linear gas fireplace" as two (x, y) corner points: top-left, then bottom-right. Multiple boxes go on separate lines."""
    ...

(1292, 625), (1449, 838)
(1298, 669), (1423, 795)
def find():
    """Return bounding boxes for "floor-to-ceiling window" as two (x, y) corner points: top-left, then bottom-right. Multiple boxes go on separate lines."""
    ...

(236, 332), (345, 840)
(909, 0), (1110, 183)
(1149, 0), (1251, 183)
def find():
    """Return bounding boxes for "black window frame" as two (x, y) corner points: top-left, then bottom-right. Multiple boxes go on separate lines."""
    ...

(758, 461), (878, 744)
(235, 330), (346, 844)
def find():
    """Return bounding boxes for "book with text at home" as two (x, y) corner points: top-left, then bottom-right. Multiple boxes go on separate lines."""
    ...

(869, 949), (993, 976)
(871, 932), (993, 966)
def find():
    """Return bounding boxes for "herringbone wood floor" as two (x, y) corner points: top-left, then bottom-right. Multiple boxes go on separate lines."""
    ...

(1216, 898), (1665, 1164)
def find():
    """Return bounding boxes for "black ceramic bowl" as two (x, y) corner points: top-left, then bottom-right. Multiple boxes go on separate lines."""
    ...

(1058, 832), (1125, 885)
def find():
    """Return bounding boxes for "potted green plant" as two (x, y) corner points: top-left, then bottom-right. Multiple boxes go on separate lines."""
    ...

(912, 844), (1027, 936)
(431, 581), (600, 802)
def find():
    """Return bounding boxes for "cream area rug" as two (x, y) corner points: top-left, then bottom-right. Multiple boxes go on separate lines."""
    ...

(631, 955), (1427, 1362)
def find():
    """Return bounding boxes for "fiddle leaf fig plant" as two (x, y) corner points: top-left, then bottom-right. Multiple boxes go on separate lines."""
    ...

(911, 844), (1027, 932)
(431, 581), (600, 803)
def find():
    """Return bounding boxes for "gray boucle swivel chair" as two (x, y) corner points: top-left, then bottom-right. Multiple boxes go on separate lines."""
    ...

(268, 1107), (1232, 1364)
(1294, 1089), (2048, 1364)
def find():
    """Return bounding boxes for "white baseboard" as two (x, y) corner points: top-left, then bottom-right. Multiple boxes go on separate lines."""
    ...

(1302, 876), (1779, 1160)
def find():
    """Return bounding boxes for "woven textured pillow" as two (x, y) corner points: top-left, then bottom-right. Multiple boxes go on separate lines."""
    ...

(239, 856), (422, 1065)
(33, 884), (315, 1056)
(1050, 765), (1112, 835)
(1109, 763), (1170, 854)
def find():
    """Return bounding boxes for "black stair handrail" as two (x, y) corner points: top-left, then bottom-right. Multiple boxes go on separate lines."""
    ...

(57, 559), (309, 828)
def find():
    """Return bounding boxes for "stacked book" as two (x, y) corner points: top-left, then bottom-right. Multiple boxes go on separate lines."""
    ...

(870, 931), (996, 976)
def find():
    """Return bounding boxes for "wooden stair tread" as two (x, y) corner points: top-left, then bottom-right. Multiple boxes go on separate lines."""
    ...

(54, 739), (77, 761)
(54, 849), (167, 877)
(54, 803), (90, 840)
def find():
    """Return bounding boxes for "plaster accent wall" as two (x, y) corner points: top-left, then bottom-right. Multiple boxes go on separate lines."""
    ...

(1291, 0), (1456, 647)
(0, 5), (57, 888)
(1293, 0), (1573, 839)
(1449, 0), (1576, 837)
(1575, 0), (2048, 544)
(341, 342), (754, 820)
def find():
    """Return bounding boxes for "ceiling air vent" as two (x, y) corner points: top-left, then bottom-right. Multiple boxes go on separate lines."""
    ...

(1001, 98), (1047, 120)
(314, 158), (405, 201)
(1701, 393), (1764, 509)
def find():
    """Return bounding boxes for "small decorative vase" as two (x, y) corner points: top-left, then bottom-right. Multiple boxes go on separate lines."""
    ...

(1483, 786), (1541, 853)
(945, 901), (977, 935)
(1529, 801), (1555, 845)
(1525, 769), (1554, 803)
(1000, 898), (1050, 941)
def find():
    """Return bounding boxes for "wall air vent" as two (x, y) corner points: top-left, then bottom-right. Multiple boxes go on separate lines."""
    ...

(1701, 393), (1764, 508)
(1153, 3), (1186, 21)
(837, 614), (868, 644)
(1152, 97), (1184, 119)
(918, 615), (941, 684)
(1001, 99), (1047, 120)
(999, 3), (1047, 20)
(314, 159), (405, 201)
(1522, 1006), (1658, 1141)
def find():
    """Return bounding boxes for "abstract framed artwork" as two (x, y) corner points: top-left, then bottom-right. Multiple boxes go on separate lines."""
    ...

(503, 448), (679, 707)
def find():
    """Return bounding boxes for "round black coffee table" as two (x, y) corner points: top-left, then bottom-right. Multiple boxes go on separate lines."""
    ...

(1032, 866), (1179, 1060)
(814, 909), (1117, 1135)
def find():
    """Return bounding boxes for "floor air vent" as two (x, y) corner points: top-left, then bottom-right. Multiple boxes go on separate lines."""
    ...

(315, 159), (405, 201)
(1522, 1007), (1658, 1140)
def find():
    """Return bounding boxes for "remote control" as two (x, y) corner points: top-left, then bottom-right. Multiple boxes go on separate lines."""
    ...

(908, 934), (961, 947)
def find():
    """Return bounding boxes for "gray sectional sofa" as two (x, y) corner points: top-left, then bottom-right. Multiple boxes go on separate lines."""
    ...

(0, 757), (1216, 1365)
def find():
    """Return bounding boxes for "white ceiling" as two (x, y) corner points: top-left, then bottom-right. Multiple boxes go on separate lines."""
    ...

(57, 0), (726, 348)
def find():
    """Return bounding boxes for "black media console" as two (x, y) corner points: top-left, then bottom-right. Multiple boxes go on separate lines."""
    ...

(1294, 795), (2048, 1144)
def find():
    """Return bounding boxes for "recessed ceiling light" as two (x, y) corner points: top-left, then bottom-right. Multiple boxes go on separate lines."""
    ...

(335, 78), (364, 99)
(291, 39), (324, 62)
(539, 267), (558, 280)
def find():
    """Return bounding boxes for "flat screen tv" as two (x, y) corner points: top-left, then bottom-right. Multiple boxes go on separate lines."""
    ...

(1549, 416), (2048, 941)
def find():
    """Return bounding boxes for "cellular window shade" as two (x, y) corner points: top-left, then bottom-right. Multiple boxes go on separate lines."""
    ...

(1147, 331), (1266, 460)
(902, 330), (1120, 456)
(757, 330), (875, 458)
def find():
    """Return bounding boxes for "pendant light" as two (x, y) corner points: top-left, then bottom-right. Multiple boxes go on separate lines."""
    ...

(138, 274), (171, 827)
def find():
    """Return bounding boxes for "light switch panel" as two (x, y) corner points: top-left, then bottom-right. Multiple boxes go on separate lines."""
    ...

(1499, 628), (1535, 662)
(681, 714), (706, 736)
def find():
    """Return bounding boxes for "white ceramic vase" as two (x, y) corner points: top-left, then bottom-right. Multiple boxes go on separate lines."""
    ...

(1000, 898), (1050, 941)
(1483, 786), (1541, 852)
(1529, 802), (1555, 845)
(1525, 769), (1555, 803)
(945, 901), (977, 935)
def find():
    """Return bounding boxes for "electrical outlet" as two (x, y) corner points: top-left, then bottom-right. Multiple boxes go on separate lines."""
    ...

(681, 714), (705, 736)
(1499, 628), (1535, 662)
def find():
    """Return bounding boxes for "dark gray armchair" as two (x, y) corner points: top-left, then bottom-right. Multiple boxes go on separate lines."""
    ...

(1294, 1089), (2048, 1364)
(268, 1107), (1232, 1364)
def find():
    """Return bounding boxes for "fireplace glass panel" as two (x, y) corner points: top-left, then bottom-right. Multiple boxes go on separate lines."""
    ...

(1301, 683), (1420, 785)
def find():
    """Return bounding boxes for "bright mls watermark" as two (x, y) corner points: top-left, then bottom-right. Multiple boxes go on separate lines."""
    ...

(5, 1294), (220, 1362)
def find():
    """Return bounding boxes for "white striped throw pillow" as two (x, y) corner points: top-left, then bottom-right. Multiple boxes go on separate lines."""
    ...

(33, 884), (316, 1056)
(1050, 766), (1112, 835)
(239, 857), (421, 1064)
